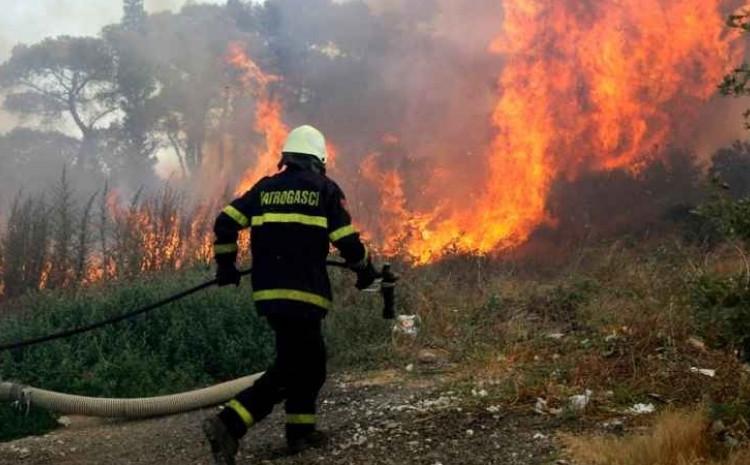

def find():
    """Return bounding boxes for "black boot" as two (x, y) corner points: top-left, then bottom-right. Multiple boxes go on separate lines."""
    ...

(287, 430), (329, 455)
(203, 417), (239, 465)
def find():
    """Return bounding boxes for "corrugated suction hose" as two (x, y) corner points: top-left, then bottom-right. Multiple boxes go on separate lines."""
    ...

(0, 373), (262, 418)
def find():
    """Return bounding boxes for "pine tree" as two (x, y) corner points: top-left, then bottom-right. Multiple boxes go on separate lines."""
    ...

(122, 0), (146, 32)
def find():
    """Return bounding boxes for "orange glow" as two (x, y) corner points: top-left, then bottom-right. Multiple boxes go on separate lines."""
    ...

(227, 42), (290, 195)
(362, 0), (748, 264)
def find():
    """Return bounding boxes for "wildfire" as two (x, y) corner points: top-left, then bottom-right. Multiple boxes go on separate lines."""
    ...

(363, 0), (748, 263)
(221, 2), (749, 265)
(226, 42), (290, 195)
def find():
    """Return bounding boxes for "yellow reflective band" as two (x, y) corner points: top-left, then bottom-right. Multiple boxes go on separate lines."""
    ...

(253, 289), (332, 310)
(329, 224), (357, 242)
(287, 414), (316, 425)
(227, 399), (254, 427)
(214, 243), (238, 255)
(251, 213), (328, 229)
(223, 205), (250, 227)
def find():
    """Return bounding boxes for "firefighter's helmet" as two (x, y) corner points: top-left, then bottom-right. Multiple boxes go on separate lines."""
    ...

(282, 125), (327, 165)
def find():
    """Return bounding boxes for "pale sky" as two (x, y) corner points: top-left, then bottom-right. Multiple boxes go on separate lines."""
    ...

(0, 1), (229, 174)
(0, 1), (226, 61)
(0, 1), (229, 135)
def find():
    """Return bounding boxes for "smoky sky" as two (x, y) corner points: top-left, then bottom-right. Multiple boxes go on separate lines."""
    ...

(0, 1), (228, 61)
(0, 1), (229, 132)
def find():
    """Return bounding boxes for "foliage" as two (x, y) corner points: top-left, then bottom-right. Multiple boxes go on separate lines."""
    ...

(0, 36), (118, 171)
(122, 0), (147, 33)
(720, 12), (750, 128)
(709, 141), (750, 199)
(690, 273), (750, 354)
(0, 173), (221, 300)
(0, 270), (274, 441)
(694, 182), (750, 247)
(0, 264), (389, 441)
(563, 409), (750, 465)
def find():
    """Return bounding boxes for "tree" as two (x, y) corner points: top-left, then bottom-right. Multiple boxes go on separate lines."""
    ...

(720, 13), (750, 125)
(104, 19), (162, 188)
(0, 37), (118, 171)
(123, 0), (147, 32)
(710, 141), (750, 199)
(147, 5), (247, 175)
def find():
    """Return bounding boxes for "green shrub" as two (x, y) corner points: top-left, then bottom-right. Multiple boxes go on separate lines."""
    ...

(0, 270), (274, 441)
(0, 267), (392, 441)
(690, 273), (750, 353)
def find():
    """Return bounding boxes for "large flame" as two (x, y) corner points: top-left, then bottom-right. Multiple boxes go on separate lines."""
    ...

(362, 0), (747, 263)
(222, 2), (747, 264)
(226, 42), (289, 195)
(2, 1), (747, 300)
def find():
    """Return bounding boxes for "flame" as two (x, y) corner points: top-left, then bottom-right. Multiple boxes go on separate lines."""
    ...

(365, 0), (748, 264)
(226, 42), (290, 195)
(360, 154), (419, 256)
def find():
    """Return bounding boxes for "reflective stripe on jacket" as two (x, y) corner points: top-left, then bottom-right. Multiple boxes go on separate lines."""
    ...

(213, 165), (367, 315)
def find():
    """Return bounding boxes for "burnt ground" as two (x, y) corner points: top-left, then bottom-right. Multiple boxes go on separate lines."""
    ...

(0, 371), (562, 465)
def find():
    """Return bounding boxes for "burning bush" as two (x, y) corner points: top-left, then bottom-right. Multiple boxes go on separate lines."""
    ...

(0, 172), (227, 301)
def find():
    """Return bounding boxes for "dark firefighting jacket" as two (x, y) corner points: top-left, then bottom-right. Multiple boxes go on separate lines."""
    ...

(213, 165), (368, 317)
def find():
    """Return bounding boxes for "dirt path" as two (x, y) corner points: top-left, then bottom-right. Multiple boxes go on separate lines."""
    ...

(0, 372), (561, 465)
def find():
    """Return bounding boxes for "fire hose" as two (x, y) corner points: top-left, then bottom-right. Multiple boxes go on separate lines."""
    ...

(0, 260), (398, 419)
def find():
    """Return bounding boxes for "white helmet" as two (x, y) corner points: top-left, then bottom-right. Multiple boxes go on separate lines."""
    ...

(282, 125), (328, 165)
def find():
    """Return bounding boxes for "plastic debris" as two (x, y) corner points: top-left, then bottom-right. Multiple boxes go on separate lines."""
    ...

(471, 389), (488, 398)
(628, 403), (655, 415)
(534, 398), (548, 414)
(568, 390), (593, 411)
(393, 315), (421, 336)
(601, 419), (625, 433)
(689, 367), (716, 378)
(546, 332), (565, 340)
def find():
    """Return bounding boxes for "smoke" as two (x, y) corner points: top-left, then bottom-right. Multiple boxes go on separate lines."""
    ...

(693, 96), (750, 162)
(1, 1), (749, 262)
(0, 2), (229, 62)
(236, 0), (745, 261)
(251, 0), (504, 204)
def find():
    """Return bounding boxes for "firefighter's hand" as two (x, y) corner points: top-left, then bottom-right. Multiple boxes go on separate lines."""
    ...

(216, 263), (241, 287)
(354, 259), (379, 290)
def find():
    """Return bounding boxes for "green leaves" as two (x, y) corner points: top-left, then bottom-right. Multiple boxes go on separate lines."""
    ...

(690, 273), (750, 351)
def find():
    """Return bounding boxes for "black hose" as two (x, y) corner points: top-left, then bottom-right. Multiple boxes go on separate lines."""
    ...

(0, 260), (348, 353)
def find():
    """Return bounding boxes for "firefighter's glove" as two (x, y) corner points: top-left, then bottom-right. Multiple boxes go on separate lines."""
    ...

(354, 259), (379, 291)
(216, 263), (241, 287)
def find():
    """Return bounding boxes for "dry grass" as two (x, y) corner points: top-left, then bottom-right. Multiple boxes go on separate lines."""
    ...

(563, 409), (750, 465)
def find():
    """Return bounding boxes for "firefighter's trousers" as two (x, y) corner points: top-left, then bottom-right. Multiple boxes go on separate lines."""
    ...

(219, 313), (327, 440)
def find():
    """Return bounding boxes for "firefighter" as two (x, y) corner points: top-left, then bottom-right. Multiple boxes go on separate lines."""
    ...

(202, 125), (378, 465)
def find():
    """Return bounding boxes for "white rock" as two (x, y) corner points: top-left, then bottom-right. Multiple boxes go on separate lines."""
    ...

(628, 403), (656, 415)
(568, 390), (593, 411)
(689, 367), (716, 378)
(534, 398), (548, 414)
